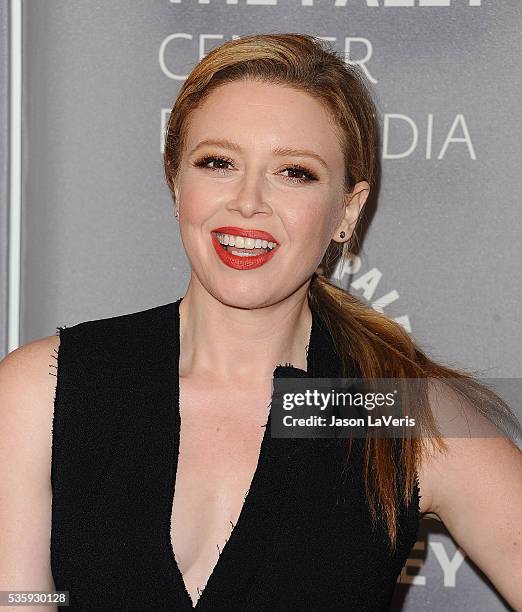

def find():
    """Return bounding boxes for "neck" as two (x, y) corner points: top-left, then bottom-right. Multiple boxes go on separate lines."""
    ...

(178, 282), (313, 385)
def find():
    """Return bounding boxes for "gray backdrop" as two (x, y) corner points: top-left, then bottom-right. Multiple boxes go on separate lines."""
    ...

(1, 1), (520, 610)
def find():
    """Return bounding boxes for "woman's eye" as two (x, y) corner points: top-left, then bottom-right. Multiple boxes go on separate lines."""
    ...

(281, 165), (318, 184)
(192, 155), (318, 184)
(193, 155), (233, 173)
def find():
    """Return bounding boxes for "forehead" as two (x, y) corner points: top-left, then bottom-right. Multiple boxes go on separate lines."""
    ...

(184, 80), (342, 161)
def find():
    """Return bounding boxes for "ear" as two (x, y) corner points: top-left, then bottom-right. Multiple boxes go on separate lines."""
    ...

(332, 180), (370, 243)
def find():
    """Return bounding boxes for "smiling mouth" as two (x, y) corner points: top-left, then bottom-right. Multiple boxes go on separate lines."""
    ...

(210, 231), (279, 270)
(212, 231), (279, 256)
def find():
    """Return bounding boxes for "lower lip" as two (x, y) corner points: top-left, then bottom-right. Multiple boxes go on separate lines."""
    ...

(211, 233), (278, 270)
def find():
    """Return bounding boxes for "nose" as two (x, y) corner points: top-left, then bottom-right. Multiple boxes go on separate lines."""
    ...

(225, 172), (272, 218)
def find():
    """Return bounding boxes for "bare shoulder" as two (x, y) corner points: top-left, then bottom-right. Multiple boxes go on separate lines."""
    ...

(0, 334), (60, 432)
(0, 333), (60, 379)
(0, 334), (59, 590)
(0, 332), (60, 485)
(415, 376), (522, 521)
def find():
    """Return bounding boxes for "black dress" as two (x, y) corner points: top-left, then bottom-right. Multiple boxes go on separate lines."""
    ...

(51, 296), (420, 611)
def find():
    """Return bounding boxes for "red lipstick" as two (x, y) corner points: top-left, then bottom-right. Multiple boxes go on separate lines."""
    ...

(211, 226), (279, 244)
(210, 226), (280, 271)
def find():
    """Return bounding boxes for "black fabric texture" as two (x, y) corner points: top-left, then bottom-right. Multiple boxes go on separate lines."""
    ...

(50, 296), (420, 611)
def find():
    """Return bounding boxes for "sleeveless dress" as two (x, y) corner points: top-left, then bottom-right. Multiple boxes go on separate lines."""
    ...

(50, 296), (420, 611)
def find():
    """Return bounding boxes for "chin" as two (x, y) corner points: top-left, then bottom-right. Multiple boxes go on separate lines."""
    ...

(210, 287), (274, 311)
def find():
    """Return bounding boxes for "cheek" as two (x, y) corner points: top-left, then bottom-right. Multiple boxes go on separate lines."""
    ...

(178, 185), (206, 223)
(285, 203), (334, 250)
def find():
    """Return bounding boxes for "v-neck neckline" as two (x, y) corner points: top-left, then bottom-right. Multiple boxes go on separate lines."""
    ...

(166, 297), (318, 610)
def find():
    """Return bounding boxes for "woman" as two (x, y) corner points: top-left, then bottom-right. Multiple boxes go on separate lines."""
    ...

(1, 33), (521, 611)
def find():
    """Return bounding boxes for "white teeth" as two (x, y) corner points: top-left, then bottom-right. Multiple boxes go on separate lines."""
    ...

(215, 232), (277, 250)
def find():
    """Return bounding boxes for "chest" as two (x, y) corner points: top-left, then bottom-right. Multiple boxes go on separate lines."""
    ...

(51, 355), (421, 610)
(169, 379), (273, 605)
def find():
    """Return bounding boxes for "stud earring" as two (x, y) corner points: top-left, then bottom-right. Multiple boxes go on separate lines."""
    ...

(339, 231), (346, 239)
(174, 207), (179, 221)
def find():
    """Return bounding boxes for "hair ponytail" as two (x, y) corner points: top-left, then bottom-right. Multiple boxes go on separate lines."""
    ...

(308, 270), (520, 550)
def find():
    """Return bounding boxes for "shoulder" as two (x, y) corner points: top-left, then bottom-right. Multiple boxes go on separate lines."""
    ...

(0, 334), (60, 486)
(0, 334), (60, 417)
(416, 377), (522, 518)
(56, 301), (177, 346)
(0, 336), (61, 588)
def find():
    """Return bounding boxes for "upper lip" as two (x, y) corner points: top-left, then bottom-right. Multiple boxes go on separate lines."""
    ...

(212, 226), (279, 244)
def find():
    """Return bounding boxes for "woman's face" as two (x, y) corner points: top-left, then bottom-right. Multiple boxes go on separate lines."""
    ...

(174, 79), (367, 309)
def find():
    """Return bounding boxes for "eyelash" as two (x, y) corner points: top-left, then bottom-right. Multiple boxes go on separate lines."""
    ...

(192, 155), (318, 184)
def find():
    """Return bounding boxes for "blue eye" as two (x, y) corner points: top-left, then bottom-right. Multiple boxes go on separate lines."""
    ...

(192, 155), (318, 184)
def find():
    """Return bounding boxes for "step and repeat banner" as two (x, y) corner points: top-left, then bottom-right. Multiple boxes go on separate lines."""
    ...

(2, 1), (520, 610)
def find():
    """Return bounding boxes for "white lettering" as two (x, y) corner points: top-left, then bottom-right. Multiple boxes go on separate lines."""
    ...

(438, 114), (476, 160)
(169, 0), (483, 7)
(399, 540), (466, 587)
(200, 34), (224, 60)
(430, 542), (466, 587)
(159, 33), (193, 80)
(351, 268), (382, 301)
(383, 114), (418, 159)
(372, 290), (400, 313)
(345, 37), (377, 84)
(330, 259), (412, 333)
(383, 114), (476, 160)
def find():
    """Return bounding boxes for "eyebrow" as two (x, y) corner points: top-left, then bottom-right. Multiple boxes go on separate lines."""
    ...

(189, 138), (328, 169)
